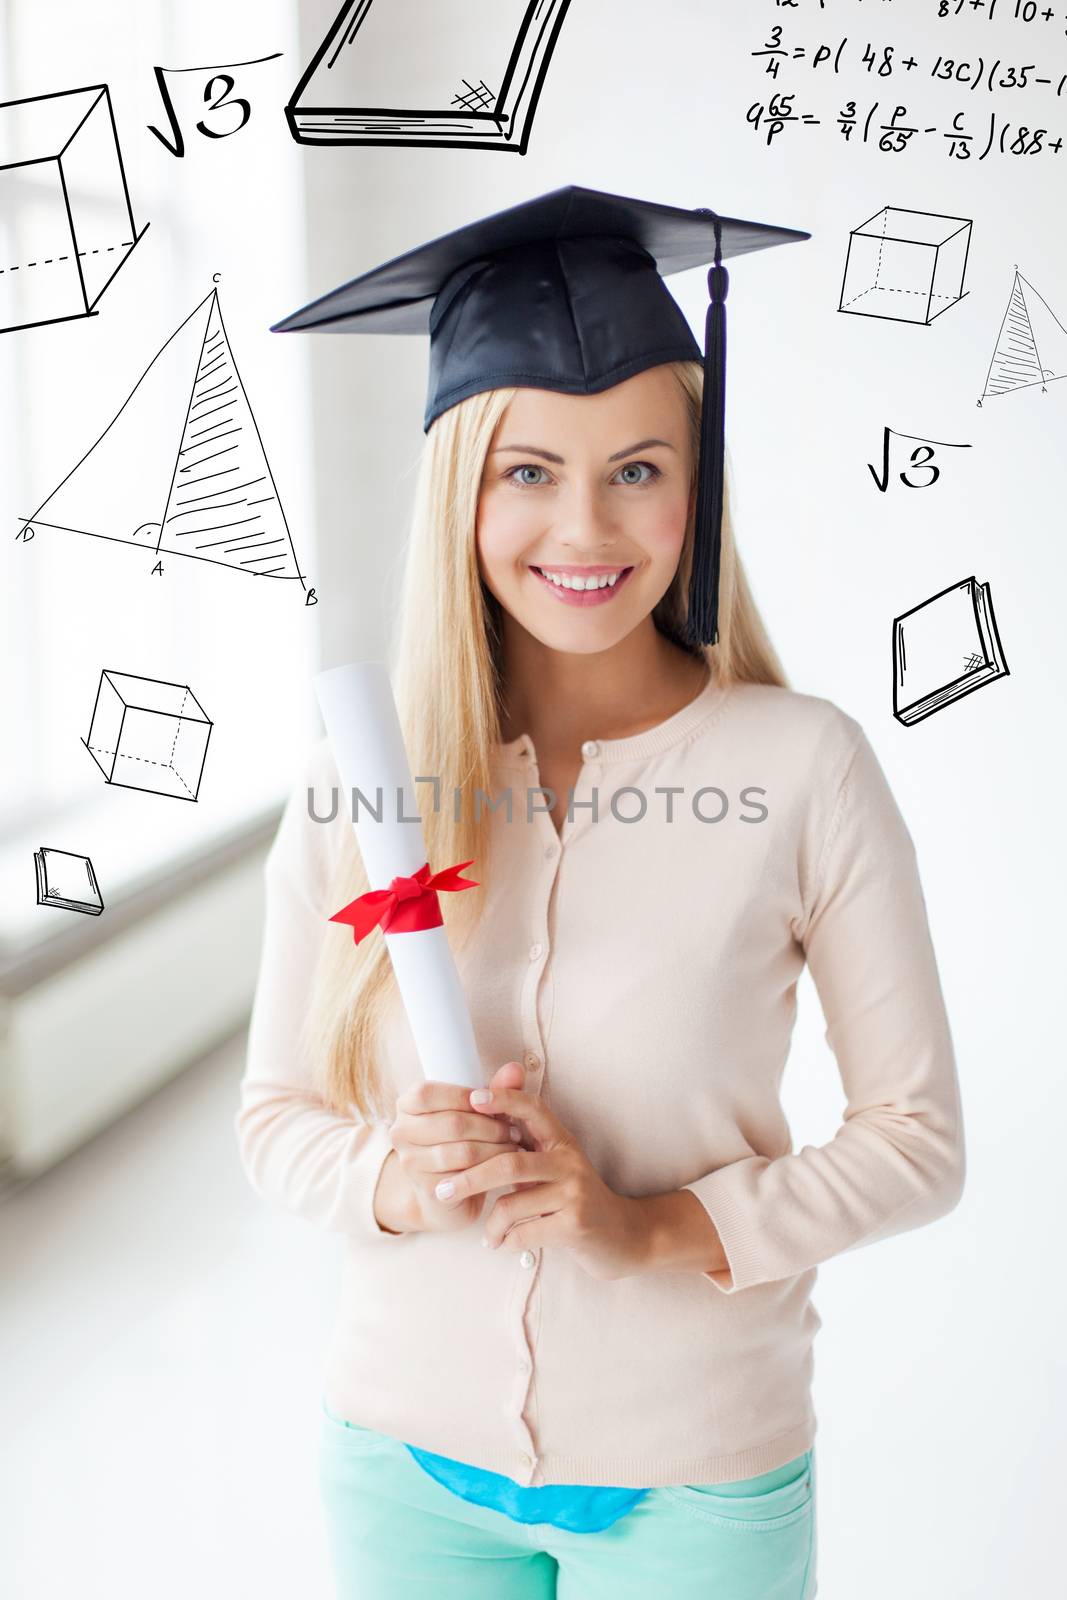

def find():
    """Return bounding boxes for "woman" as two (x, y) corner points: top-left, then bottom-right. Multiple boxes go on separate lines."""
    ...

(238, 188), (965, 1598)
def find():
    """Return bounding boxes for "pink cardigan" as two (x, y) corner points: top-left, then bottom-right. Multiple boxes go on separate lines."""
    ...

(235, 675), (965, 1487)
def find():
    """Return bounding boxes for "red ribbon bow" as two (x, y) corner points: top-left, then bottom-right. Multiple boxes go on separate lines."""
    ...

(329, 859), (479, 944)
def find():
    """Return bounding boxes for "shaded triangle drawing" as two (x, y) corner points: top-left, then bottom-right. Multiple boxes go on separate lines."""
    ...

(979, 269), (1067, 400)
(19, 287), (305, 584)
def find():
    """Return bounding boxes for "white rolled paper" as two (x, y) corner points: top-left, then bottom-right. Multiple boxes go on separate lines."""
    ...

(314, 660), (485, 1089)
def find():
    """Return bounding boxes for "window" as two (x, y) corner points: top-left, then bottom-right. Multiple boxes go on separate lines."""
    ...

(0, 3), (317, 951)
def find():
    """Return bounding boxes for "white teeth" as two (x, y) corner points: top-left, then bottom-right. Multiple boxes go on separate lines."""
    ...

(537, 568), (624, 591)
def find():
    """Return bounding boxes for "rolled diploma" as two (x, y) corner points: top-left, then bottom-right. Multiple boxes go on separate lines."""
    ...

(314, 660), (485, 1089)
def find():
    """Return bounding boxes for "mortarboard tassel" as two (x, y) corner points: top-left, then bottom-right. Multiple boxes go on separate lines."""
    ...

(686, 214), (729, 649)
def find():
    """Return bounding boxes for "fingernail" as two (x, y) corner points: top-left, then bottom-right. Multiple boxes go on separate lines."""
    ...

(470, 1089), (492, 1105)
(509, 1125), (522, 1141)
(435, 1180), (455, 1199)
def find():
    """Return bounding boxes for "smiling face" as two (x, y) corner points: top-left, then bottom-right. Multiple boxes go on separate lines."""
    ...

(475, 365), (694, 656)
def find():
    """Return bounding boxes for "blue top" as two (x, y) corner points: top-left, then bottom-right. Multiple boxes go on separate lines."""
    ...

(404, 1444), (649, 1533)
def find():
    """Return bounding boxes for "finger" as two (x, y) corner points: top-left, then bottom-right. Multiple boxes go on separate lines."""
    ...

(467, 1086), (564, 1148)
(489, 1060), (527, 1088)
(396, 1079), (496, 1118)
(433, 1147), (555, 1205)
(482, 1183), (566, 1249)
(414, 1137), (525, 1175)
(485, 1204), (571, 1254)
(396, 1108), (520, 1148)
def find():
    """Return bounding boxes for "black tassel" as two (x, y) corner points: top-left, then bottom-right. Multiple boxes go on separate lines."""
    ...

(686, 214), (728, 649)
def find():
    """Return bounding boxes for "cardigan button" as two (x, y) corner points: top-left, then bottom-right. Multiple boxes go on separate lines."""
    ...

(581, 739), (600, 759)
(519, 1249), (536, 1268)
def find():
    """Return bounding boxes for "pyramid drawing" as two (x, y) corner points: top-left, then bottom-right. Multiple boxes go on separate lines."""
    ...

(19, 287), (305, 584)
(979, 269), (1067, 402)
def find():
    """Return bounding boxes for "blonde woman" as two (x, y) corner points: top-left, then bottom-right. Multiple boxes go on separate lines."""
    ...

(238, 189), (965, 1599)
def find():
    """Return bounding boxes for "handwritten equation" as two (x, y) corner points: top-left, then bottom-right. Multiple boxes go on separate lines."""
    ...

(935, 0), (1067, 29)
(147, 53), (282, 159)
(748, 95), (1061, 154)
(774, 0), (1067, 28)
(754, 27), (1067, 96)
(752, 2), (1067, 156)
(867, 427), (972, 493)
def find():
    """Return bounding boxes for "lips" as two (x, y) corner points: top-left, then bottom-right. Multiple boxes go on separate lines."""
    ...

(529, 565), (635, 607)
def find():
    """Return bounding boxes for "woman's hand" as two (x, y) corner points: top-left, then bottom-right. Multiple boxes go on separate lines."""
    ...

(435, 1065), (650, 1281)
(383, 1061), (527, 1233)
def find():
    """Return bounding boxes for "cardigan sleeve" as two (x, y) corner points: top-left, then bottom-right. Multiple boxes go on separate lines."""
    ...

(681, 723), (966, 1294)
(233, 739), (410, 1245)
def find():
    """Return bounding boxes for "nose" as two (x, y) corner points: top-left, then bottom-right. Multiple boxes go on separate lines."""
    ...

(556, 475), (619, 553)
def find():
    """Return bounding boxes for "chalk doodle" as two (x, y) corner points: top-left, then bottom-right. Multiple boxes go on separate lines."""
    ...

(978, 266), (1067, 404)
(82, 669), (213, 802)
(839, 206), (972, 325)
(867, 426), (971, 493)
(0, 84), (147, 335)
(147, 53), (284, 159)
(33, 847), (104, 916)
(17, 285), (308, 589)
(892, 577), (1009, 726)
(287, 0), (572, 151)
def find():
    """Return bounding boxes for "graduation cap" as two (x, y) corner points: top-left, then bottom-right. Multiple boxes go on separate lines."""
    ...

(272, 185), (810, 646)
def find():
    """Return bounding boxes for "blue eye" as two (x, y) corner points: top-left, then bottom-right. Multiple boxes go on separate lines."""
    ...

(504, 461), (662, 487)
(614, 462), (660, 487)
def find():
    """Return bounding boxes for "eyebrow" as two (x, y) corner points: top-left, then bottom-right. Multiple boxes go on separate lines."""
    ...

(490, 437), (676, 465)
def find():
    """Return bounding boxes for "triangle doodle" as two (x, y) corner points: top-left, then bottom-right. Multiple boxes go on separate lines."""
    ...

(19, 287), (305, 586)
(979, 269), (1067, 403)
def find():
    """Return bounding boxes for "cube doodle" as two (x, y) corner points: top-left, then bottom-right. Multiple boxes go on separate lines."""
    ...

(0, 84), (147, 335)
(83, 670), (213, 802)
(838, 207), (972, 326)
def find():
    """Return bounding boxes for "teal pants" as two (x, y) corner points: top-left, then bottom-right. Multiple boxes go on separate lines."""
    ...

(319, 1400), (818, 1598)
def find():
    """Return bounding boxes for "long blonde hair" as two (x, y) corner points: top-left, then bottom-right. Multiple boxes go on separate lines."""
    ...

(302, 361), (789, 1121)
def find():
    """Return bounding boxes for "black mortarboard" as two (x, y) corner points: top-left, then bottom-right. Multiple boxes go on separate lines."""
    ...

(272, 185), (809, 645)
